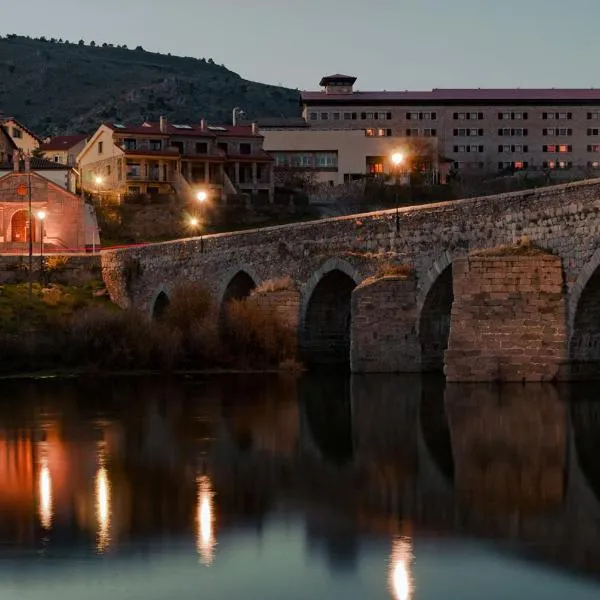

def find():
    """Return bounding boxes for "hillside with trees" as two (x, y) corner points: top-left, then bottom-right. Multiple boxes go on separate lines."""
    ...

(0, 34), (300, 135)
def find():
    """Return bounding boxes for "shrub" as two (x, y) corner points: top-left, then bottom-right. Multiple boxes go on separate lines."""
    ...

(223, 299), (296, 367)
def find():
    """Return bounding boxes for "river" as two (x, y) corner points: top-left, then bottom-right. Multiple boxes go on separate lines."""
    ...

(0, 373), (598, 599)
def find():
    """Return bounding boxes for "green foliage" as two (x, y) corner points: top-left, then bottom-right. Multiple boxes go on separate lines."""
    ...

(0, 35), (299, 135)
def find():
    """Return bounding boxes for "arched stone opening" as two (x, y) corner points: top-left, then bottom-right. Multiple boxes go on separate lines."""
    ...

(222, 271), (257, 304)
(570, 265), (600, 375)
(419, 265), (453, 372)
(301, 269), (357, 367)
(11, 209), (35, 243)
(152, 291), (170, 320)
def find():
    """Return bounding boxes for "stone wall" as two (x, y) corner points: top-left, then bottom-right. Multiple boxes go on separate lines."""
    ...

(445, 253), (567, 382)
(351, 276), (420, 373)
(247, 289), (300, 332)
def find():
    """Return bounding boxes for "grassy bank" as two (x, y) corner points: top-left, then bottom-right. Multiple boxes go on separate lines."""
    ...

(0, 281), (299, 376)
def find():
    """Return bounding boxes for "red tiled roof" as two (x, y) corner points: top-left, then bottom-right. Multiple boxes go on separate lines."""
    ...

(301, 88), (600, 104)
(39, 135), (88, 151)
(106, 122), (263, 138)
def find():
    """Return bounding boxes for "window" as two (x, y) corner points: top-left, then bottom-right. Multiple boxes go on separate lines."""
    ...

(274, 153), (288, 167)
(240, 143), (252, 155)
(498, 128), (528, 136)
(316, 153), (337, 167)
(408, 112), (436, 120)
(543, 144), (572, 153)
(498, 161), (529, 170)
(454, 128), (484, 137)
(12, 128), (22, 139)
(406, 128), (419, 137)
(320, 112), (329, 120)
(53, 155), (60, 163)
(377, 128), (388, 136)
(467, 145), (483, 153)
(122, 138), (136, 150)
(588, 129), (600, 136)
(196, 142), (208, 154)
(454, 112), (484, 120)
(343, 112), (352, 120)
(366, 128), (376, 137)
(364, 112), (374, 120)
(150, 139), (162, 151)
(333, 112), (341, 120)
(543, 112), (572, 120)
(309, 112), (318, 121)
(543, 128), (572, 136)
(453, 145), (467, 152)
(98, 141), (103, 154)
(588, 112), (600, 120)
(543, 160), (572, 169)
(376, 111), (388, 120)
(588, 145), (600, 152)
(588, 161), (600, 168)
(386, 112), (393, 120)
(499, 112), (527, 120)
(423, 128), (437, 137)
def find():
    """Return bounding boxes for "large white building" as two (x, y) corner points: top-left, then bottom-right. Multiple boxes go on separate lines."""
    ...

(300, 74), (600, 174)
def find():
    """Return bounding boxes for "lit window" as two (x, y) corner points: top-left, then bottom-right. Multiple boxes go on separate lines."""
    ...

(366, 128), (376, 137)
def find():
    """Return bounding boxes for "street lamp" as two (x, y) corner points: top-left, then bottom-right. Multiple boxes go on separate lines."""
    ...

(195, 189), (209, 252)
(390, 152), (405, 232)
(37, 210), (46, 277)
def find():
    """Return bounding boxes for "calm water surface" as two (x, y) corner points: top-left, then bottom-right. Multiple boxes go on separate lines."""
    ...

(0, 374), (598, 599)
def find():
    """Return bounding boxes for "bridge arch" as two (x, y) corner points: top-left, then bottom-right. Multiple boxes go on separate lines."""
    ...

(419, 257), (455, 372)
(300, 258), (362, 367)
(149, 285), (171, 320)
(219, 267), (259, 306)
(569, 249), (600, 370)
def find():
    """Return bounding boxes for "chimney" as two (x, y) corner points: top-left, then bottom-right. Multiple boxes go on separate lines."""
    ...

(159, 115), (167, 133)
(12, 149), (19, 172)
(200, 118), (206, 132)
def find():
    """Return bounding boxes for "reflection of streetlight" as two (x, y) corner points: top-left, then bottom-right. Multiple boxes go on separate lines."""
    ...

(37, 210), (46, 276)
(95, 450), (111, 554)
(389, 537), (413, 600)
(390, 152), (406, 233)
(38, 454), (53, 530)
(195, 475), (216, 566)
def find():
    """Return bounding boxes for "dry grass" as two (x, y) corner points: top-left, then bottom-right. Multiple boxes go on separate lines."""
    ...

(472, 237), (549, 257)
(375, 262), (413, 279)
(254, 276), (296, 294)
(223, 298), (297, 367)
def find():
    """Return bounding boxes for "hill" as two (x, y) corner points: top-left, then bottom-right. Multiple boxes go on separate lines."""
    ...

(0, 34), (300, 136)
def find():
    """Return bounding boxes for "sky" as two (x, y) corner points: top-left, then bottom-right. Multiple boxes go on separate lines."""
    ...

(1, 0), (599, 91)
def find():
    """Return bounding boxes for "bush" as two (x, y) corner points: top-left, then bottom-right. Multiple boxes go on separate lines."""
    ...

(375, 262), (413, 279)
(223, 299), (296, 367)
(254, 276), (296, 294)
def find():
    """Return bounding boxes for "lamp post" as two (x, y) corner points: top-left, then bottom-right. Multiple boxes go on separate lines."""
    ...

(391, 152), (405, 233)
(196, 189), (208, 253)
(94, 175), (104, 205)
(37, 210), (46, 278)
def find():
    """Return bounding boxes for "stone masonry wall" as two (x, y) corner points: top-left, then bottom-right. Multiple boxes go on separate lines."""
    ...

(351, 276), (420, 373)
(247, 289), (300, 332)
(445, 254), (567, 382)
(0, 254), (101, 285)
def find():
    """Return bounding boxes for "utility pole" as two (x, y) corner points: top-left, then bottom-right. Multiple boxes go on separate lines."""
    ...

(26, 154), (33, 302)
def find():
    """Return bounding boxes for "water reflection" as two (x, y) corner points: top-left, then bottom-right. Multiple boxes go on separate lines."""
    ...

(195, 475), (216, 565)
(37, 454), (52, 530)
(0, 375), (595, 598)
(389, 537), (413, 600)
(95, 448), (111, 553)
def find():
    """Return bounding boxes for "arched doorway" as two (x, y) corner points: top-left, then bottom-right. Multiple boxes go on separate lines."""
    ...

(301, 269), (357, 367)
(11, 210), (34, 243)
(152, 291), (170, 320)
(420, 266), (454, 372)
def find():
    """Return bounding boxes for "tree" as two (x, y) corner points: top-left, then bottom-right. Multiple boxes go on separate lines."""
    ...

(90, 40), (96, 47)
(78, 39), (85, 46)
(31, 147), (45, 159)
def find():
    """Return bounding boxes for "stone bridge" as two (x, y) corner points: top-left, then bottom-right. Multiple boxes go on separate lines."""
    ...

(101, 178), (600, 381)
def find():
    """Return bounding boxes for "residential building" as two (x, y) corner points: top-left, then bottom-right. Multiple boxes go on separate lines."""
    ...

(0, 123), (17, 164)
(301, 74), (600, 174)
(0, 117), (41, 155)
(40, 135), (88, 166)
(77, 118), (274, 203)
(0, 159), (93, 251)
(261, 127), (445, 185)
(0, 152), (78, 192)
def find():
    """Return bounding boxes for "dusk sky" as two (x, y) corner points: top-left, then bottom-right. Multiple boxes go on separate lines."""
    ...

(2, 0), (599, 91)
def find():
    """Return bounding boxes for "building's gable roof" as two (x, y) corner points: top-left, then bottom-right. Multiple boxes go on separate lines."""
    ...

(76, 124), (122, 163)
(1, 117), (43, 142)
(40, 135), (88, 151)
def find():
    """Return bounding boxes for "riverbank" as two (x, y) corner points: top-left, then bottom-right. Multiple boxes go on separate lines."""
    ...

(0, 281), (299, 376)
